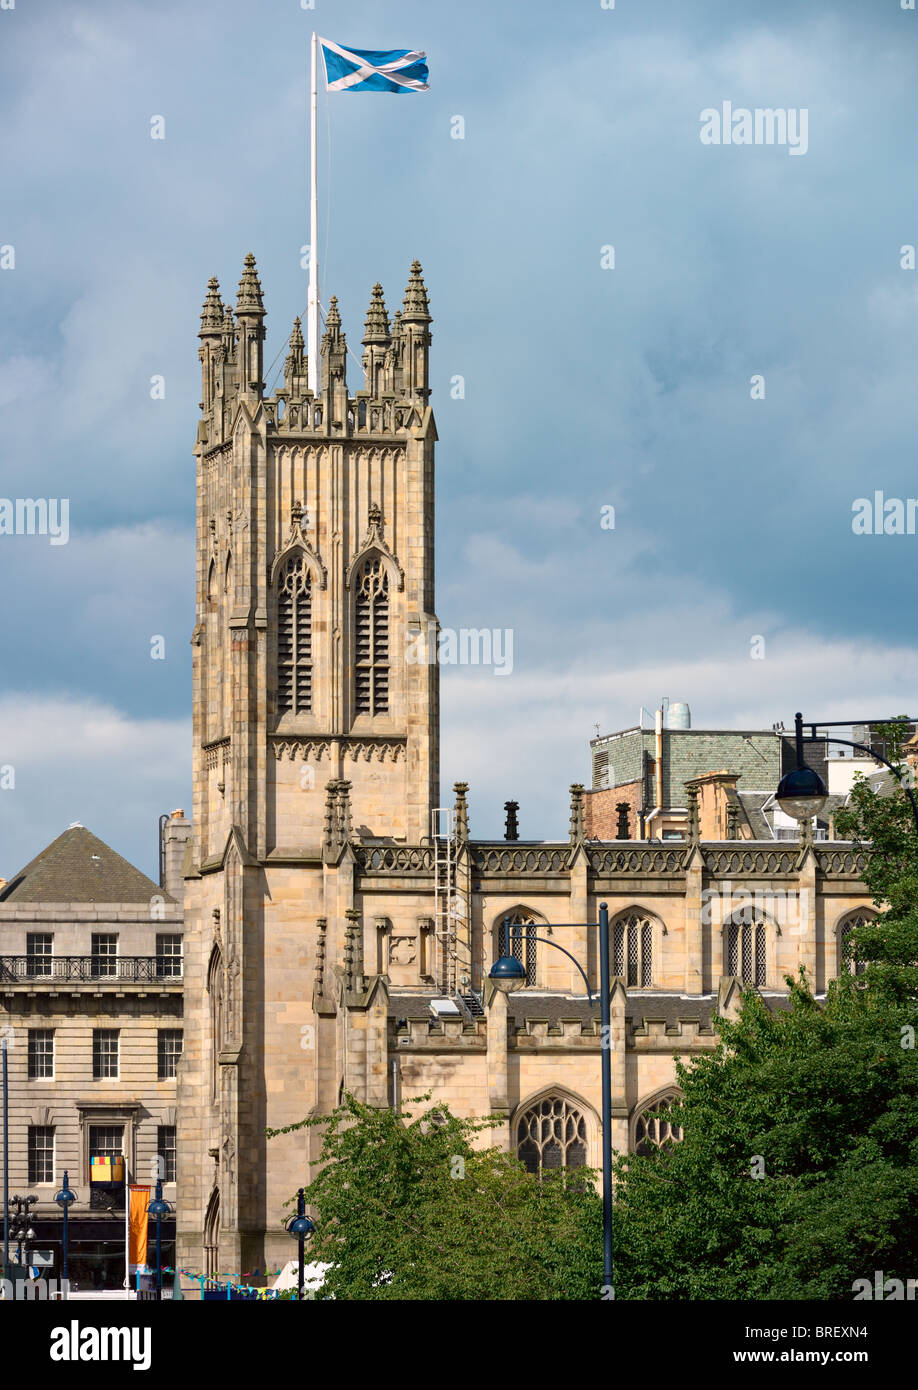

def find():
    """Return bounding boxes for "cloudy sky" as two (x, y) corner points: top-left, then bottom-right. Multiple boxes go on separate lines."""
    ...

(2, 0), (917, 878)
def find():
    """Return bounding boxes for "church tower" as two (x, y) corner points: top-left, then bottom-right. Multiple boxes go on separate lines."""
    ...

(177, 256), (439, 1278)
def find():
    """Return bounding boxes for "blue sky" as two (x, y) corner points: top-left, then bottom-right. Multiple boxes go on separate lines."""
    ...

(2, 0), (918, 878)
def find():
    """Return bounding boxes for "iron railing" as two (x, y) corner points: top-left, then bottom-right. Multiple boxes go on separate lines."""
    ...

(0, 955), (183, 983)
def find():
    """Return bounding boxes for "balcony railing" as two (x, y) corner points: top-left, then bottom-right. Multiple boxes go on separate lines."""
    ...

(0, 955), (183, 984)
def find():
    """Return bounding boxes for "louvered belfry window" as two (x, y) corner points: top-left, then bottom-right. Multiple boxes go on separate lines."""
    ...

(355, 557), (389, 715)
(277, 555), (312, 715)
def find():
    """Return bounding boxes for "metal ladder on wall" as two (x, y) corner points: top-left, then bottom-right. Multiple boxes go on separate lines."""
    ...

(432, 808), (478, 1010)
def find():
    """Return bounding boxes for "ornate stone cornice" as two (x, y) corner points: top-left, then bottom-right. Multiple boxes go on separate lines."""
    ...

(269, 737), (406, 764)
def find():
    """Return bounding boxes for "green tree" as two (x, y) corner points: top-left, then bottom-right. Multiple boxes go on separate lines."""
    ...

(614, 734), (918, 1299)
(613, 973), (918, 1299)
(268, 1094), (602, 1300)
(833, 717), (918, 1001)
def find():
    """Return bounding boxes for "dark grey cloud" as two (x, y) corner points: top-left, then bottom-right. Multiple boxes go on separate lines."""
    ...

(1, 0), (915, 864)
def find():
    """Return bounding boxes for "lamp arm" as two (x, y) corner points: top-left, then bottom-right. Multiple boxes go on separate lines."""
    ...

(806, 734), (918, 838)
(509, 928), (596, 1005)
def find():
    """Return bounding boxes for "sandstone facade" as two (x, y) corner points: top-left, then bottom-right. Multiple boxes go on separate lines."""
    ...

(176, 258), (876, 1283)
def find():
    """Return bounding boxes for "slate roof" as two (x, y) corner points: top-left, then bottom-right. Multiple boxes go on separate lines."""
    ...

(734, 791), (773, 839)
(389, 990), (794, 1028)
(862, 770), (899, 799)
(0, 825), (170, 905)
(735, 790), (848, 838)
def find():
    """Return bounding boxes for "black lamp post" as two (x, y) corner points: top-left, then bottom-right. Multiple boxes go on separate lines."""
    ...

(8, 1194), (37, 1271)
(284, 1188), (315, 1300)
(146, 1180), (173, 1301)
(489, 903), (614, 1295)
(776, 712), (918, 836)
(54, 1171), (77, 1298)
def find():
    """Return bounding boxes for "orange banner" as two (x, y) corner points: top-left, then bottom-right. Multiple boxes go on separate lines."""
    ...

(128, 1184), (150, 1269)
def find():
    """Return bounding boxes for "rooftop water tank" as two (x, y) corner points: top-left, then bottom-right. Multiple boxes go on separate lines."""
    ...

(667, 702), (691, 730)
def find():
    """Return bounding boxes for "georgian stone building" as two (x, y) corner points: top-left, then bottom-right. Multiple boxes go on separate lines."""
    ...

(175, 255), (876, 1282)
(0, 817), (189, 1288)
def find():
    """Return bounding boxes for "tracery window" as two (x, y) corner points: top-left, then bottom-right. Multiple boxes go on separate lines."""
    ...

(839, 911), (873, 977)
(277, 553), (313, 716)
(516, 1095), (587, 1176)
(612, 912), (653, 987)
(498, 910), (538, 986)
(726, 918), (766, 987)
(633, 1093), (684, 1156)
(355, 557), (389, 714)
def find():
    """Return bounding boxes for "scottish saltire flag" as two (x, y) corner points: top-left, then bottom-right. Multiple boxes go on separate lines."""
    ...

(320, 38), (429, 94)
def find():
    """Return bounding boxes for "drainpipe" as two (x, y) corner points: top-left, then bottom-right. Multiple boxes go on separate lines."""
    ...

(655, 707), (664, 811)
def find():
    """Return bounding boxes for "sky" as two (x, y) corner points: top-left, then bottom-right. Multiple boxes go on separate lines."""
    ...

(1, 0), (918, 879)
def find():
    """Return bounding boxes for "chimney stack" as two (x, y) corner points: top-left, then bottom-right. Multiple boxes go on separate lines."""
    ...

(162, 810), (191, 902)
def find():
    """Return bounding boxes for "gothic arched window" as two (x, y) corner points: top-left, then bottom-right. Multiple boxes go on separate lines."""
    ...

(497, 909), (539, 986)
(204, 1187), (220, 1282)
(516, 1095), (588, 1176)
(725, 916), (766, 987)
(355, 557), (389, 715)
(612, 912), (653, 987)
(633, 1092), (684, 1156)
(277, 554), (313, 716)
(839, 911), (874, 977)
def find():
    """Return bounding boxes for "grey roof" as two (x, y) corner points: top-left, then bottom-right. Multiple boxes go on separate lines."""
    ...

(389, 989), (797, 1029)
(862, 770), (899, 799)
(735, 790), (848, 838)
(734, 791), (773, 839)
(819, 793), (849, 825)
(0, 825), (170, 905)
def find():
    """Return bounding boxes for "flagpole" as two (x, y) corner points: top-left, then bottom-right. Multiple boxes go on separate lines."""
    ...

(307, 32), (320, 394)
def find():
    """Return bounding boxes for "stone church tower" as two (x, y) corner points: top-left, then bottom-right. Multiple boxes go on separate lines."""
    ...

(176, 254), (875, 1294)
(176, 255), (439, 1278)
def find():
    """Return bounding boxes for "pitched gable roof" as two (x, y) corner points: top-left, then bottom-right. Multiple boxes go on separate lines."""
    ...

(0, 825), (171, 905)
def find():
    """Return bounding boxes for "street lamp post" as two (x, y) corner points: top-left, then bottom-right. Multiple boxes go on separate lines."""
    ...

(7, 1195), (37, 1273)
(285, 1188), (316, 1301)
(489, 904), (614, 1295)
(776, 712), (918, 836)
(146, 1180), (173, 1302)
(54, 1171), (77, 1298)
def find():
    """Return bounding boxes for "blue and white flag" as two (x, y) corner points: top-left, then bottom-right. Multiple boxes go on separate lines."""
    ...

(319, 38), (429, 94)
